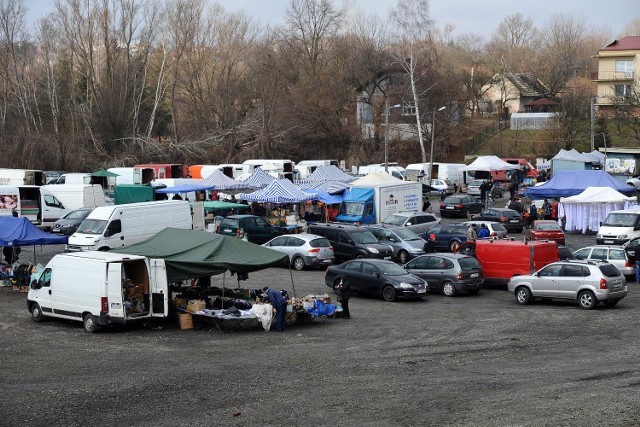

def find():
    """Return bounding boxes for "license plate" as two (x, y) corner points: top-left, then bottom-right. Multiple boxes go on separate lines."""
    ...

(604, 240), (613, 244)
(470, 273), (479, 278)
(510, 219), (518, 223)
(223, 229), (232, 233)
(446, 206), (454, 209)
(417, 288), (426, 293)
(384, 256), (391, 260)
(613, 282), (622, 289)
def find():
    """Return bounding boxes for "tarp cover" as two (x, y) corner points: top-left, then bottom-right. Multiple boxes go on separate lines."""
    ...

(341, 187), (374, 203)
(559, 186), (637, 204)
(111, 228), (288, 282)
(241, 167), (275, 189)
(461, 155), (520, 172)
(526, 170), (636, 200)
(304, 165), (355, 183)
(114, 184), (155, 204)
(202, 201), (251, 211)
(0, 217), (68, 246)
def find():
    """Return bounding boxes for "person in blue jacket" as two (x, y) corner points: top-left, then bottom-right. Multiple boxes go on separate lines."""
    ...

(477, 223), (490, 239)
(263, 286), (288, 332)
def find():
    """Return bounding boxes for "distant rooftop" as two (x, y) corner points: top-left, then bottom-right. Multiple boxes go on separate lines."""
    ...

(601, 36), (640, 51)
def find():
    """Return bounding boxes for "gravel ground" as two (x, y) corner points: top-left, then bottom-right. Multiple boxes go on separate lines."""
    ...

(2, 197), (640, 426)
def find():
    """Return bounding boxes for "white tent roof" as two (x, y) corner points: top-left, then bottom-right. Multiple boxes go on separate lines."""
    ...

(560, 186), (637, 204)
(351, 172), (402, 186)
(461, 155), (520, 172)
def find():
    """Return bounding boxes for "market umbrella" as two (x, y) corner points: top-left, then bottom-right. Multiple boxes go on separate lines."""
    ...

(91, 169), (120, 177)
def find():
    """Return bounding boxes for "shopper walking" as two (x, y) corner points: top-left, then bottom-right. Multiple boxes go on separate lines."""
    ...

(466, 224), (477, 242)
(263, 286), (288, 332)
(335, 278), (351, 319)
(542, 199), (552, 220)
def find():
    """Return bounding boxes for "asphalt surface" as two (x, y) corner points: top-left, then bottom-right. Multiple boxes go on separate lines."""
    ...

(2, 195), (640, 426)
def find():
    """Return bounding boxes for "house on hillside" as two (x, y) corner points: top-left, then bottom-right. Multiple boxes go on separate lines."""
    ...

(481, 73), (548, 116)
(592, 36), (640, 114)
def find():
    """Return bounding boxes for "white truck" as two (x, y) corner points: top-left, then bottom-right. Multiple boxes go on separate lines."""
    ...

(405, 162), (468, 190)
(67, 200), (192, 251)
(40, 184), (106, 211)
(336, 180), (422, 224)
(0, 185), (70, 227)
(0, 168), (46, 186)
(27, 251), (168, 333)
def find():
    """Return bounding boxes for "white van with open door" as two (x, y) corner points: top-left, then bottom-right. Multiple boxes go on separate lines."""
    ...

(27, 252), (168, 332)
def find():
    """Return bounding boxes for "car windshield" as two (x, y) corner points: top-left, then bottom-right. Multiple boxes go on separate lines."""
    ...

(76, 219), (107, 234)
(351, 231), (379, 244)
(309, 238), (331, 248)
(381, 214), (406, 226)
(501, 210), (520, 218)
(220, 219), (239, 229)
(340, 202), (364, 216)
(65, 210), (90, 220)
(376, 263), (407, 276)
(393, 228), (422, 241)
(492, 223), (507, 231)
(537, 222), (562, 231)
(458, 257), (481, 271)
(603, 213), (638, 227)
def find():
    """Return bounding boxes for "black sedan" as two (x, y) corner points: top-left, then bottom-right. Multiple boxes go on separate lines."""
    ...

(439, 195), (483, 218)
(325, 259), (428, 302)
(51, 208), (93, 236)
(472, 208), (524, 232)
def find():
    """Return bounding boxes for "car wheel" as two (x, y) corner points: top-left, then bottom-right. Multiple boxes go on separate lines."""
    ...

(515, 286), (532, 305)
(31, 303), (44, 323)
(83, 314), (99, 333)
(292, 256), (305, 271)
(578, 290), (597, 310)
(382, 285), (396, 302)
(603, 299), (621, 307)
(442, 281), (456, 297)
(398, 250), (410, 264)
(449, 240), (460, 252)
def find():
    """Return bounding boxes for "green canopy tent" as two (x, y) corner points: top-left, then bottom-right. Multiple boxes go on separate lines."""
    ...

(91, 169), (120, 177)
(90, 169), (119, 189)
(110, 228), (294, 294)
(202, 200), (251, 212)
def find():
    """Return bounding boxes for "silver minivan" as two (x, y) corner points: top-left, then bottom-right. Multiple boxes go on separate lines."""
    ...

(572, 246), (635, 276)
(366, 225), (426, 264)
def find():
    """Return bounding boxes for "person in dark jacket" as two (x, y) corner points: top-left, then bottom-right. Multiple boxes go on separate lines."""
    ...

(335, 278), (351, 319)
(635, 246), (640, 283)
(263, 286), (288, 332)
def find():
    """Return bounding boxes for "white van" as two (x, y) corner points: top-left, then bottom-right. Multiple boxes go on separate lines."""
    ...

(27, 252), (168, 332)
(41, 184), (105, 210)
(596, 208), (640, 245)
(52, 173), (91, 185)
(242, 159), (295, 180)
(0, 185), (70, 227)
(67, 200), (192, 251)
(405, 162), (467, 190)
(0, 168), (46, 186)
(358, 164), (406, 180)
(295, 160), (339, 179)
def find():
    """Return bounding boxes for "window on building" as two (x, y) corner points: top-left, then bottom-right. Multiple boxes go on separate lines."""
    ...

(402, 102), (416, 116)
(614, 84), (632, 97)
(615, 60), (633, 73)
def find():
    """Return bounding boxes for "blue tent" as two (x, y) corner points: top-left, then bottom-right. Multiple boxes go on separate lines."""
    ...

(239, 179), (318, 203)
(526, 170), (636, 200)
(0, 217), (68, 246)
(304, 190), (343, 205)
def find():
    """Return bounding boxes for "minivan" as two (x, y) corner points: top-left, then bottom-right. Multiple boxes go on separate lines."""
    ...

(596, 209), (640, 245)
(307, 223), (393, 262)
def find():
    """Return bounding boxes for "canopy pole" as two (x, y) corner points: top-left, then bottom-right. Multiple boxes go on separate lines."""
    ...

(289, 266), (296, 298)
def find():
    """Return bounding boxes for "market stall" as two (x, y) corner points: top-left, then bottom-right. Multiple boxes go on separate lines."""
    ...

(558, 186), (637, 233)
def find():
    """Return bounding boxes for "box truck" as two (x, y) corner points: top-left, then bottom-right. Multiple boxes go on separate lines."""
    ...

(67, 200), (192, 251)
(0, 185), (70, 227)
(336, 181), (422, 224)
(27, 252), (168, 333)
(41, 184), (105, 211)
(406, 163), (467, 190)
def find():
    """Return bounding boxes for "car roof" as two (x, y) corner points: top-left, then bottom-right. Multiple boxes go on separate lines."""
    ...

(574, 245), (625, 250)
(415, 253), (472, 260)
(554, 259), (610, 266)
(463, 220), (501, 226)
(310, 222), (364, 230)
(386, 211), (433, 217)
(344, 258), (397, 265)
(271, 233), (325, 241)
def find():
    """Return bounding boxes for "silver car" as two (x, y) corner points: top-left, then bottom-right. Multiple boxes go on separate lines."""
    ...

(508, 259), (627, 309)
(462, 220), (508, 238)
(572, 246), (635, 276)
(467, 179), (484, 197)
(366, 225), (426, 264)
(262, 233), (334, 270)
(423, 178), (455, 195)
(381, 211), (441, 235)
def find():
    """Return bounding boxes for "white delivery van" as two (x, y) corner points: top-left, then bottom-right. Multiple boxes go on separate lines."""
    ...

(0, 168), (46, 186)
(40, 184), (106, 210)
(0, 185), (70, 227)
(358, 164), (406, 180)
(27, 252), (168, 332)
(52, 173), (91, 185)
(596, 208), (640, 245)
(67, 200), (192, 251)
(405, 162), (467, 190)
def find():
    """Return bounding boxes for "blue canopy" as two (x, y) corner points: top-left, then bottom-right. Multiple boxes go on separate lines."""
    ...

(0, 217), (68, 246)
(304, 190), (343, 205)
(526, 170), (636, 200)
(239, 179), (318, 203)
(155, 183), (211, 194)
(341, 187), (375, 203)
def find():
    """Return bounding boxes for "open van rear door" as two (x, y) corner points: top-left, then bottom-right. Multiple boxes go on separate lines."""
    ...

(150, 259), (168, 317)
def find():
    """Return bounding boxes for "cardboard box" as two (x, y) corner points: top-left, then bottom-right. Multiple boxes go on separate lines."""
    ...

(177, 312), (193, 330)
(186, 299), (206, 313)
(20, 286), (29, 293)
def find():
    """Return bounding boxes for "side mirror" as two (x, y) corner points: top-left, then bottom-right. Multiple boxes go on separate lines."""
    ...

(30, 279), (38, 289)
(389, 238), (397, 242)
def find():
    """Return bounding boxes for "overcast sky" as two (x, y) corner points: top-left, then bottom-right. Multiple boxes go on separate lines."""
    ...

(25, 0), (637, 41)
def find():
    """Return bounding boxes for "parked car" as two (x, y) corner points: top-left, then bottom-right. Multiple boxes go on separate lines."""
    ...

(439, 195), (483, 218)
(262, 233), (334, 270)
(307, 223), (393, 262)
(424, 178), (455, 195)
(217, 214), (278, 244)
(404, 253), (483, 296)
(420, 223), (469, 252)
(557, 245), (574, 260)
(366, 225), (426, 264)
(622, 236), (640, 263)
(466, 179), (484, 197)
(472, 208), (524, 233)
(524, 220), (565, 245)
(51, 208), (93, 236)
(461, 220), (508, 238)
(381, 211), (440, 235)
(507, 259), (627, 310)
(324, 259), (428, 302)
(572, 245), (635, 276)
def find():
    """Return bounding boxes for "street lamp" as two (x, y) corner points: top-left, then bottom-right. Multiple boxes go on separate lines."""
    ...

(384, 101), (402, 173)
(427, 106), (447, 182)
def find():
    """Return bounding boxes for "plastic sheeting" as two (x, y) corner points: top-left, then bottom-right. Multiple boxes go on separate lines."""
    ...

(558, 201), (638, 233)
(250, 303), (273, 331)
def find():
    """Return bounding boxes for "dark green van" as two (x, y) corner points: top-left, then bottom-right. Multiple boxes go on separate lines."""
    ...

(218, 214), (278, 244)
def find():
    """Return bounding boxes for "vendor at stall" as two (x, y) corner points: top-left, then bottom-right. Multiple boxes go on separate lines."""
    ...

(262, 286), (287, 332)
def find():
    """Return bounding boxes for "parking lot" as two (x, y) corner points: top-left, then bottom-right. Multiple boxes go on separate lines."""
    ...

(2, 199), (640, 426)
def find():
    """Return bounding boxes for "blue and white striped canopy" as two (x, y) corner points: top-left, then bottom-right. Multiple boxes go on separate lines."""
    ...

(304, 165), (355, 183)
(241, 167), (275, 189)
(299, 180), (350, 194)
(198, 169), (246, 191)
(240, 179), (318, 203)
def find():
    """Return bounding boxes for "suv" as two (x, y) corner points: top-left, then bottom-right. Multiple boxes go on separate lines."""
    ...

(508, 259), (627, 310)
(218, 214), (278, 244)
(381, 211), (440, 235)
(307, 223), (393, 262)
(366, 225), (426, 264)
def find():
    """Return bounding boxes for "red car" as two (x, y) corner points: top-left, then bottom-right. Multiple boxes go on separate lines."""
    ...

(524, 220), (565, 245)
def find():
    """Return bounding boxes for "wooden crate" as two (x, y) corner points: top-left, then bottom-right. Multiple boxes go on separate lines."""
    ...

(177, 312), (193, 330)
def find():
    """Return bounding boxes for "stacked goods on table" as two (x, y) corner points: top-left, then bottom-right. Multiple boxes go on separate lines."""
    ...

(123, 279), (147, 316)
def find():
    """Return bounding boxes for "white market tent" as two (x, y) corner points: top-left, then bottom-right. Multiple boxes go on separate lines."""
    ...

(350, 172), (402, 186)
(558, 186), (638, 233)
(461, 155), (520, 172)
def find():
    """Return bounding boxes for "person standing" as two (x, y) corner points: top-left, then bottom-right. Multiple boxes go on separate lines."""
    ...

(635, 246), (640, 283)
(542, 199), (552, 220)
(335, 278), (351, 319)
(479, 180), (487, 205)
(466, 224), (477, 242)
(422, 197), (431, 213)
(263, 286), (288, 332)
(529, 201), (538, 225)
(477, 224), (490, 239)
(509, 179), (518, 200)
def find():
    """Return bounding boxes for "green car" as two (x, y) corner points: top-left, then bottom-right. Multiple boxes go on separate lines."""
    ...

(217, 214), (278, 244)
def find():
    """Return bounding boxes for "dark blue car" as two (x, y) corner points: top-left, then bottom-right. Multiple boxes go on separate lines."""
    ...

(421, 223), (469, 252)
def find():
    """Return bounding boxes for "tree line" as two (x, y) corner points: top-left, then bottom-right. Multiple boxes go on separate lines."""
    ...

(0, 0), (638, 171)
